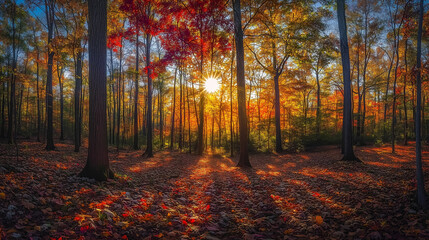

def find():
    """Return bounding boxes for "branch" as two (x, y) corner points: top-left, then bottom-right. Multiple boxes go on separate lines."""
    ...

(245, 42), (273, 74)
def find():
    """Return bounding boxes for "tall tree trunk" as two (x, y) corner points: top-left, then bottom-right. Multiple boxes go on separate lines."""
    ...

(337, 0), (359, 161)
(404, 39), (408, 145)
(159, 82), (164, 148)
(233, 0), (250, 167)
(186, 79), (192, 153)
(383, 51), (395, 140)
(196, 39), (205, 155)
(7, 2), (16, 145)
(170, 68), (177, 150)
(356, 39), (361, 142)
(45, 0), (55, 150)
(133, 31), (139, 150)
(80, 0), (113, 181)
(274, 73), (282, 152)
(36, 49), (40, 142)
(391, 36), (400, 153)
(116, 37), (123, 150)
(415, 0), (426, 209)
(74, 51), (82, 152)
(230, 39), (235, 157)
(143, 33), (153, 157)
(17, 85), (23, 136)
(58, 64), (64, 141)
(178, 66), (183, 149)
(316, 68), (321, 137)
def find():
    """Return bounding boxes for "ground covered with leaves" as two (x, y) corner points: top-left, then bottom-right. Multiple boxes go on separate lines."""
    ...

(1, 141), (429, 240)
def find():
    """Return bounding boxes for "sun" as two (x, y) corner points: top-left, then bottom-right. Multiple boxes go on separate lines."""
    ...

(204, 77), (220, 93)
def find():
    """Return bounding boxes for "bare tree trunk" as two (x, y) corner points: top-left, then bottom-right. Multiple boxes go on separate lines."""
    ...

(143, 33), (153, 157)
(233, 0), (250, 167)
(74, 51), (82, 152)
(80, 0), (113, 181)
(274, 74), (282, 152)
(170, 67), (177, 150)
(36, 49), (40, 142)
(186, 79), (192, 154)
(7, 2), (16, 145)
(403, 39), (408, 145)
(58, 63), (64, 141)
(133, 31), (139, 150)
(391, 36), (400, 153)
(230, 39), (235, 157)
(45, 0), (55, 150)
(337, 0), (359, 161)
(116, 36), (123, 150)
(415, 0), (427, 209)
(178, 66), (183, 150)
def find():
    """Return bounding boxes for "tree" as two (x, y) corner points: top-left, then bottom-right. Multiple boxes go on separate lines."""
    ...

(133, 29), (139, 150)
(337, 0), (359, 161)
(233, 0), (250, 168)
(79, 0), (113, 181)
(415, 0), (426, 209)
(44, 0), (56, 150)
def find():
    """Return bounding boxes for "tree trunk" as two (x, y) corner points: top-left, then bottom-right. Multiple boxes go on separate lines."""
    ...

(7, 2), (16, 145)
(415, 0), (427, 209)
(143, 33), (153, 157)
(58, 64), (64, 141)
(170, 67), (177, 150)
(79, 0), (113, 181)
(133, 31), (139, 150)
(116, 36), (123, 150)
(356, 39), (361, 142)
(403, 39), (408, 145)
(74, 51), (82, 152)
(186, 79), (192, 153)
(391, 36), (400, 153)
(45, 0), (55, 151)
(233, 0), (250, 167)
(337, 0), (359, 161)
(274, 73), (282, 152)
(178, 66), (183, 150)
(230, 39), (235, 157)
(316, 69), (321, 137)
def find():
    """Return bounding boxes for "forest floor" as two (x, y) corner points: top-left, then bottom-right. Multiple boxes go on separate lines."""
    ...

(1, 141), (429, 240)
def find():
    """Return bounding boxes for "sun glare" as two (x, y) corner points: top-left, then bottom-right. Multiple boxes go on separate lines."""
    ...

(204, 77), (220, 93)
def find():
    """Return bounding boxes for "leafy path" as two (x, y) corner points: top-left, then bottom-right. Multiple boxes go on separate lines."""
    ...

(1, 141), (429, 239)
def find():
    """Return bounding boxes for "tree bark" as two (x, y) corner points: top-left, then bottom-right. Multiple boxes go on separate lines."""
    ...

(133, 31), (139, 150)
(415, 0), (427, 209)
(45, 0), (55, 150)
(74, 51), (82, 152)
(143, 33), (153, 157)
(337, 0), (359, 161)
(7, 2), (16, 145)
(58, 63), (64, 141)
(233, 0), (250, 167)
(170, 67), (177, 150)
(403, 39), (408, 145)
(79, 0), (113, 181)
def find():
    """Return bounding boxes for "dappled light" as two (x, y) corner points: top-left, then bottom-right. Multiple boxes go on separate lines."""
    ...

(1, 141), (429, 239)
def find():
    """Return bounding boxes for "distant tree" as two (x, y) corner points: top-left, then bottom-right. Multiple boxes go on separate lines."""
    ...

(337, 0), (359, 161)
(233, 0), (250, 168)
(79, 0), (113, 181)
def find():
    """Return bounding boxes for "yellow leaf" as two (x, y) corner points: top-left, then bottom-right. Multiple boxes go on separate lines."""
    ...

(315, 215), (323, 225)
(0, 192), (5, 199)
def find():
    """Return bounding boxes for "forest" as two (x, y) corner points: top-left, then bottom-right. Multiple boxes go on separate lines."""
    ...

(0, 0), (429, 239)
